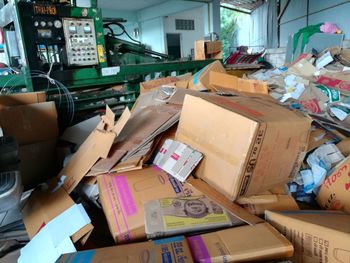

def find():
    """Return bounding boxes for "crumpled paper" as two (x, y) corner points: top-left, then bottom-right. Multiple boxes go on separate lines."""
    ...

(299, 144), (345, 194)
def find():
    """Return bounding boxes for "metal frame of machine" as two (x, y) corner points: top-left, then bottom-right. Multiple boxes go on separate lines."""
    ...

(0, 0), (214, 122)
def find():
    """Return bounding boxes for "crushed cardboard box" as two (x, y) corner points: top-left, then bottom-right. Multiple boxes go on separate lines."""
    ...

(209, 71), (269, 95)
(176, 94), (311, 200)
(57, 236), (193, 263)
(187, 222), (293, 263)
(140, 76), (178, 94)
(266, 210), (350, 263)
(58, 106), (127, 193)
(22, 182), (93, 245)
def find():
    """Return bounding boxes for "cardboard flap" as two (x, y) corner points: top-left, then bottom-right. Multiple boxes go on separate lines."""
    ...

(61, 115), (100, 146)
(22, 185), (93, 244)
(187, 177), (264, 225)
(60, 129), (116, 193)
(102, 105), (115, 131)
(113, 107), (131, 135)
(59, 107), (118, 193)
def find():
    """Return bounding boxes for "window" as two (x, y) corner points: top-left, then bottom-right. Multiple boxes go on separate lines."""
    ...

(175, 19), (195, 31)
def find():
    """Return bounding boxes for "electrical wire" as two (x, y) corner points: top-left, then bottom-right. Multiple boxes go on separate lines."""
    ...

(0, 71), (75, 125)
(103, 22), (141, 44)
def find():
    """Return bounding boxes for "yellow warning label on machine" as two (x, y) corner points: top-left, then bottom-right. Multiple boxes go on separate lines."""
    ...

(97, 44), (106, 63)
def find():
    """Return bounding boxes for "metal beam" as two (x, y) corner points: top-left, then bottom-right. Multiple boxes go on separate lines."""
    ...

(277, 0), (291, 21)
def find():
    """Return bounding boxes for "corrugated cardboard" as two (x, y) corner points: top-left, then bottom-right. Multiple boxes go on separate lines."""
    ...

(265, 210), (350, 263)
(317, 156), (350, 213)
(0, 92), (58, 188)
(209, 71), (269, 94)
(22, 183), (93, 245)
(0, 91), (46, 109)
(176, 94), (311, 200)
(237, 194), (299, 216)
(187, 177), (263, 225)
(195, 40), (222, 60)
(57, 236), (193, 263)
(58, 106), (124, 193)
(0, 101), (58, 145)
(188, 61), (226, 91)
(140, 76), (178, 94)
(97, 166), (202, 244)
(187, 222), (293, 263)
(288, 58), (317, 77)
(144, 196), (240, 239)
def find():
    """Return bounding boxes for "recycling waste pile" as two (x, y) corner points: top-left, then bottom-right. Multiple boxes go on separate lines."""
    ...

(1, 41), (350, 263)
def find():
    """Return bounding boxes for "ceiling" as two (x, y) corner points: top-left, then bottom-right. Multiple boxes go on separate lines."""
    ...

(221, 0), (265, 12)
(98, 0), (169, 11)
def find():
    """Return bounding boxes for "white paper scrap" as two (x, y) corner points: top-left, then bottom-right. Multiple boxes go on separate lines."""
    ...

(18, 204), (90, 263)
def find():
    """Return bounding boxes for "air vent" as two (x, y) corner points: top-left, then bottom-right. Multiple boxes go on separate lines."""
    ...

(175, 19), (195, 31)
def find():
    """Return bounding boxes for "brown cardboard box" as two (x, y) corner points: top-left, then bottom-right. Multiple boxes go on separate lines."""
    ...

(195, 40), (222, 60)
(176, 94), (311, 200)
(188, 60), (226, 91)
(237, 194), (299, 216)
(22, 183), (93, 245)
(0, 91), (46, 108)
(140, 76), (178, 93)
(0, 92), (59, 188)
(57, 236), (193, 263)
(209, 71), (269, 95)
(265, 210), (350, 263)
(187, 222), (293, 262)
(0, 101), (58, 145)
(316, 157), (350, 213)
(97, 166), (202, 244)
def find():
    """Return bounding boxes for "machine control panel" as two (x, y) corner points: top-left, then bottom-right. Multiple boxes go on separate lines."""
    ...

(33, 16), (65, 44)
(63, 18), (98, 66)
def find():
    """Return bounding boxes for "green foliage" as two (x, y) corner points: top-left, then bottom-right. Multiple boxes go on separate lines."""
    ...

(220, 8), (240, 59)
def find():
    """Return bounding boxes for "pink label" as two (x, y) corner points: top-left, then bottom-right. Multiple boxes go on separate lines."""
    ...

(113, 176), (138, 216)
(187, 236), (212, 263)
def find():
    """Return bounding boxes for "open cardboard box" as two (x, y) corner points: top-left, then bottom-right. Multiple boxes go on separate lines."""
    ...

(0, 92), (59, 188)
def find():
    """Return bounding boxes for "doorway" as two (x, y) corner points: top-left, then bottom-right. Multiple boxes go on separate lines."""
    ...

(166, 33), (181, 59)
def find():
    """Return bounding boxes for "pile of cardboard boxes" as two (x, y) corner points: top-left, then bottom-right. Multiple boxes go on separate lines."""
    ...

(1, 49), (350, 263)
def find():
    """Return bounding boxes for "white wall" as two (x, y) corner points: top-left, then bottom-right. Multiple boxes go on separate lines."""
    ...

(140, 18), (165, 53)
(163, 6), (206, 57)
(100, 0), (221, 56)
